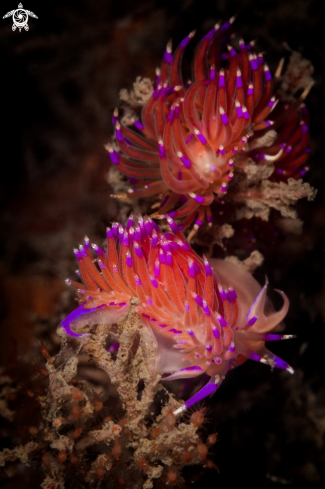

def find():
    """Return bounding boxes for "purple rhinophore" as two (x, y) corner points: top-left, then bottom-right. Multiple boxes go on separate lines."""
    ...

(247, 85), (254, 96)
(188, 260), (196, 278)
(128, 226), (135, 243)
(158, 142), (166, 158)
(167, 106), (175, 122)
(187, 329), (195, 337)
(264, 67), (272, 82)
(166, 87), (176, 97)
(236, 74), (243, 89)
(92, 244), (105, 261)
(204, 260), (212, 276)
(195, 219), (202, 228)
(232, 147), (238, 154)
(218, 286), (227, 301)
(193, 194), (205, 204)
(180, 153), (192, 169)
(301, 122), (308, 134)
(227, 288), (237, 303)
(159, 249), (166, 264)
(109, 301), (116, 306)
(285, 146), (292, 153)
(218, 71), (225, 88)
(144, 218), (152, 235)
(118, 224), (124, 241)
(184, 381), (218, 409)
(193, 294), (203, 307)
(193, 262), (201, 275)
(112, 112), (118, 125)
(218, 314), (228, 328)
(151, 277), (158, 288)
(126, 215), (134, 229)
(299, 168), (307, 176)
(154, 261), (160, 279)
(152, 86), (161, 100)
(106, 227), (114, 239)
(168, 211), (177, 218)
(151, 230), (158, 247)
(123, 231), (129, 247)
(185, 302), (190, 312)
(181, 365), (202, 372)
(209, 65), (216, 80)
(273, 356), (291, 371)
(250, 56), (258, 71)
(166, 215), (180, 233)
(206, 344), (212, 352)
(168, 328), (182, 334)
(158, 323), (168, 328)
(134, 243), (144, 258)
(135, 276), (142, 287)
(109, 149), (120, 165)
(236, 104), (243, 118)
(118, 302), (127, 306)
(207, 215), (213, 224)
(61, 303), (107, 338)
(161, 238), (171, 255)
(196, 131), (207, 145)
(221, 111), (229, 126)
(229, 344), (235, 353)
(185, 133), (194, 144)
(243, 108), (250, 120)
(221, 17), (233, 32)
(142, 313), (150, 319)
(257, 54), (264, 66)
(268, 98), (275, 108)
(166, 251), (173, 266)
(180, 33), (193, 49)
(147, 297), (154, 305)
(228, 46), (236, 57)
(134, 225), (141, 242)
(138, 216), (147, 236)
(203, 302), (210, 316)
(212, 327), (220, 339)
(163, 49), (173, 64)
(74, 248), (82, 260)
(133, 120), (144, 131)
(246, 316), (258, 327)
(262, 334), (291, 341)
(126, 252), (132, 267)
(115, 126), (123, 142)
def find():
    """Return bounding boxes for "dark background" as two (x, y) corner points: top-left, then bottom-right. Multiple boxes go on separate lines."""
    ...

(0, 0), (324, 487)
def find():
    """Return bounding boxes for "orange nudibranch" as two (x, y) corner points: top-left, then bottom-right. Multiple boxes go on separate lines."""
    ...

(109, 18), (311, 230)
(60, 214), (294, 412)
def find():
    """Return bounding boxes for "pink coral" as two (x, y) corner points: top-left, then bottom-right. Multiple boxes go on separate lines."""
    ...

(61, 214), (293, 413)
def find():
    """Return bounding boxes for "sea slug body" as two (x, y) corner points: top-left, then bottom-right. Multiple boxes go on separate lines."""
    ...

(61, 214), (293, 412)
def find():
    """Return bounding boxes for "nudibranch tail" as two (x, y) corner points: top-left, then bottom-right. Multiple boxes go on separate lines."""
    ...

(61, 214), (293, 413)
(109, 18), (311, 230)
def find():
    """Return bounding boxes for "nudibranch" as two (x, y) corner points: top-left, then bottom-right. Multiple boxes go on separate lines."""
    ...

(108, 18), (312, 230)
(61, 214), (293, 414)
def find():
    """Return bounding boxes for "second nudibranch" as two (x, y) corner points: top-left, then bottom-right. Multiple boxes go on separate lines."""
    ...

(61, 214), (293, 414)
